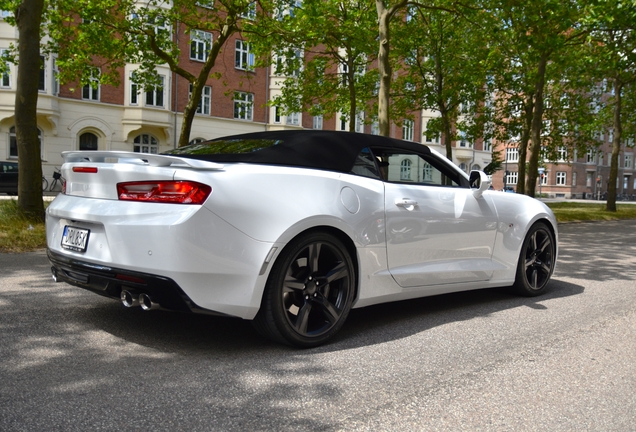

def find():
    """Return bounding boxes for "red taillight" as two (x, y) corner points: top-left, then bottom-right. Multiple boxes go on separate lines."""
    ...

(117, 181), (212, 204)
(73, 167), (98, 173)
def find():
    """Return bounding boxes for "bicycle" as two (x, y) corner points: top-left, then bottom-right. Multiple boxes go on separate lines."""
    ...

(42, 176), (48, 192)
(48, 167), (63, 192)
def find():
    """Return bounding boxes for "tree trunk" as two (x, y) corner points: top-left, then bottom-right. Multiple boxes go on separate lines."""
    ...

(516, 92), (534, 195)
(176, 23), (234, 148)
(606, 79), (622, 212)
(15, 0), (45, 221)
(348, 57), (357, 132)
(441, 110), (453, 160)
(526, 54), (548, 198)
(376, 1), (392, 137)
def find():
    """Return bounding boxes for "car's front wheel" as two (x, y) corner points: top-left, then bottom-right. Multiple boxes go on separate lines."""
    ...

(512, 222), (555, 296)
(253, 232), (355, 348)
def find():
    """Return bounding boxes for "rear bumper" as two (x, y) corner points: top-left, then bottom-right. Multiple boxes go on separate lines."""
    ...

(47, 249), (232, 316)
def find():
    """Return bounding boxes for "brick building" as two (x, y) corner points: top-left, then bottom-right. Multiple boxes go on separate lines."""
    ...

(0, 9), (491, 181)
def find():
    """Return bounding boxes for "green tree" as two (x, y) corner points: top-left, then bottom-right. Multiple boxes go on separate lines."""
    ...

(249, 0), (378, 131)
(392, 5), (490, 159)
(48, 0), (258, 149)
(375, 0), (460, 137)
(486, 0), (587, 197)
(583, 0), (636, 211)
(1, 0), (46, 220)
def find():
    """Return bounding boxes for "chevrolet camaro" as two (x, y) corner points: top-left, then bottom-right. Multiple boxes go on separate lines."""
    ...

(46, 130), (557, 347)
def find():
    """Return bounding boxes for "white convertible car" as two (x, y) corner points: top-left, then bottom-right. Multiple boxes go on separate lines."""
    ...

(46, 131), (557, 347)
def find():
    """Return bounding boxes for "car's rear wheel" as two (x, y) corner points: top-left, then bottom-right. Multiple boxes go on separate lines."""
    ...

(253, 232), (355, 348)
(512, 222), (555, 296)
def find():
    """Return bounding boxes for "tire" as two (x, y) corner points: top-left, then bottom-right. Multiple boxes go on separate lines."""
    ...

(42, 177), (49, 192)
(253, 232), (356, 348)
(512, 222), (556, 296)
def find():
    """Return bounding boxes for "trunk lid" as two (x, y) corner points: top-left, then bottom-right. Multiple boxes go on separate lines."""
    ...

(61, 151), (223, 200)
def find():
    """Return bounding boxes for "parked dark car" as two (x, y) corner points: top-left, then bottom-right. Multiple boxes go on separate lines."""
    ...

(0, 161), (18, 195)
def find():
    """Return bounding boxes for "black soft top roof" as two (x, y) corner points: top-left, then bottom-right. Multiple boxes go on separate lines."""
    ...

(165, 130), (431, 173)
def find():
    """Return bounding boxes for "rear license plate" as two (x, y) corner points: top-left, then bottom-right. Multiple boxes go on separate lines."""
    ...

(61, 226), (90, 252)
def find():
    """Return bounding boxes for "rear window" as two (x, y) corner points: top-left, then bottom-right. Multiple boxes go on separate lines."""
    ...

(164, 139), (282, 156)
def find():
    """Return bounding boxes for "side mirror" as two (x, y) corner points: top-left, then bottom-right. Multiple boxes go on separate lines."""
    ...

(469, 170), (491, 198)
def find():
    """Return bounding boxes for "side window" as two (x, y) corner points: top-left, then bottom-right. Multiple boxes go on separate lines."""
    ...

(350, 147), (381, 180)
(372, 149), (465, 187)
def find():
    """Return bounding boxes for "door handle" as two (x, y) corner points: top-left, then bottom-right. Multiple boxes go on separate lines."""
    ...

(395, 198), (418, 210)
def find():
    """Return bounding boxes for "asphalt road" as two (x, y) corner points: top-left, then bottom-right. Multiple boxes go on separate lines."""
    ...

(1, 221), (635, 431)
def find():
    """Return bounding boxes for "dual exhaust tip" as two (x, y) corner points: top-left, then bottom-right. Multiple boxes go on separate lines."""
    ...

(120, 290), (159, 311)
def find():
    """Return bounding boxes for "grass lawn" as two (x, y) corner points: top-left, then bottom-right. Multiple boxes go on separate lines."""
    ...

(0, 199), (48, 253)
(2, 198), (636, 253)
(545, 201), (636, 223)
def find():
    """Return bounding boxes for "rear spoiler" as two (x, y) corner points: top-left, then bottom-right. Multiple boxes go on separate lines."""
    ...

(61, 151), (224, 170)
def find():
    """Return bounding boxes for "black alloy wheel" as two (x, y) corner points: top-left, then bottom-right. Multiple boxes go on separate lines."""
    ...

(512, 222), (555, 296)
(254, 232), (355, 348)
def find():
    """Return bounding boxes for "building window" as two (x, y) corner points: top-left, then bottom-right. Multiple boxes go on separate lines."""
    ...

(506, 147), (519, 162)
(483, 138), (492, 152)
(472, 164), (480, 171)
(235, 40), (254, 70)
(587, 172), (593, 187)
(145, 76), (165, 107)
(79, 132), (98, 150)
(129, 72), (139, 105)
(82, 70), (100, 101)
(624, 176), (629, 190)
(312, 115), (323, 130)
(371, 121), (379, 136)
(274, 107), (281, 123)
(52, 57), (59, 95)
(573, 171), (577, 186)
(586, 150), (595, 164)
(190, 30), (212, 62)
(8, 126), (17, 157)
(557, 146), (567, 162)
(402, 119), (414, 141)
(400, 159), (411, 180)
(540, 172), (548, 185)
(233, 91), (253, 120)
(424, 122), (440, 144)
(458, 130), (469, 147)
(240, 1), (257, 19)
(625, 154), (633, 169)
(189, 84), (211, 115)
(556, 172), (566, 185)
(339, 116), (347, 131)
(1, 49), (11, 88)
(355, 112), (365, 133)
(599, 152), (604, 166)
(422, 162), (433, 181)
(9, 126), (43, 159)
(286, 112), (300, 126)
(133, 134), (158, 154)
(39, 56), (46, 91)
(507, 171), (518, 185)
